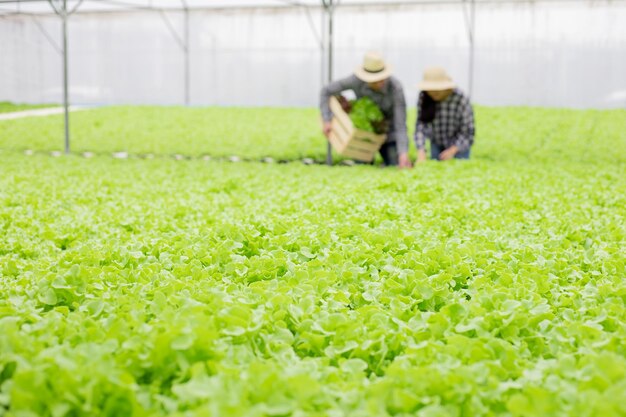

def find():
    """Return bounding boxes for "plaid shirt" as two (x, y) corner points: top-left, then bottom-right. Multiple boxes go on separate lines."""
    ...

(320, 74), (409, 154)
(414, 89), (475, 153)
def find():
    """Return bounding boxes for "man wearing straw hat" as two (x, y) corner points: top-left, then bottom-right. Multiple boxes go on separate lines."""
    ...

(320, 51), (412, 168)
(414, 66), (475, 162)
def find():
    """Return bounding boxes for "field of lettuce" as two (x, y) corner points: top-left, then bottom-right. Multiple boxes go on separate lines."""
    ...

(0, 105), (624, 164)
(1, 106), (625, 417)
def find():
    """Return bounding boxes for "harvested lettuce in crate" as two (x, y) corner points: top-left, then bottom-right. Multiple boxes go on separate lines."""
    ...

(348, 97), (386, 134)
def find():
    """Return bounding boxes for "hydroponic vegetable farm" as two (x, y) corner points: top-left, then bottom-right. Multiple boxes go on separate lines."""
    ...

(1, 104), (626, 417)
(2, 0), (626, 416)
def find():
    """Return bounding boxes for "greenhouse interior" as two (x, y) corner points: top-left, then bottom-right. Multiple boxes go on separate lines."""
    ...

(1, 1), (625, 416)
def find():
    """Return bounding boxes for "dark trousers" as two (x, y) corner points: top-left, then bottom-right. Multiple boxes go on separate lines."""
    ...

(379, 141), (398, 166)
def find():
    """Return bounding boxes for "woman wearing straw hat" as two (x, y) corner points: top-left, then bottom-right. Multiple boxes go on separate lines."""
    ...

(414, 67), (475, 162)
(320, 51), (412, 168)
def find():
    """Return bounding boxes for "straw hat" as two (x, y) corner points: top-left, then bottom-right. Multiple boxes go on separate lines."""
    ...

(418, 66), (456, 91)
(354, 51), (393, 83)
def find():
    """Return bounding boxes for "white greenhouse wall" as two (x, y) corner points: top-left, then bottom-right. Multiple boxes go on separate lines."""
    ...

(0, 1), (625, 108)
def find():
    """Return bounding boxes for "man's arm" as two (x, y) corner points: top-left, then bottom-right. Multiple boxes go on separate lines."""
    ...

(320, 74), (361, 122)
(388, 79), (411, 167)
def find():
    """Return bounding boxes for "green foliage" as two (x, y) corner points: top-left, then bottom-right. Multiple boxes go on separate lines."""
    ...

(0, 105), (626, 416)
(0, 106), (324, 160)
(0, 105), (624, 165)
(0, 102), (58, 113)
(348, 97), (385, 133)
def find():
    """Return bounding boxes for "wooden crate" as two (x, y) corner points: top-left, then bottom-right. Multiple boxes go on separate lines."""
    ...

(327, 96), (387, 162)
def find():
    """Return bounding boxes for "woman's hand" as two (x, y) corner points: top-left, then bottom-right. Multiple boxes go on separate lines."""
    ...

(417, 149), (427, 163)
(439, 145), (458, 160)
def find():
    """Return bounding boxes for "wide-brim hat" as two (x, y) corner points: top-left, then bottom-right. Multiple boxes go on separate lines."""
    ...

(418, 66), (456, 91)
(354, 51), (393, 83)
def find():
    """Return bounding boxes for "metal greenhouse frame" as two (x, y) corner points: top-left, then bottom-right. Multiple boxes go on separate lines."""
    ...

(0, 0), (478, 164)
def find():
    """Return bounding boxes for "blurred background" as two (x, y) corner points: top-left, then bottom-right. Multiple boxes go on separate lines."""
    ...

(1, 0), (625, 109)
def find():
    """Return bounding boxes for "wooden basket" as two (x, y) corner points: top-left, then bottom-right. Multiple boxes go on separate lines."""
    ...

(327, 96), (387, 162)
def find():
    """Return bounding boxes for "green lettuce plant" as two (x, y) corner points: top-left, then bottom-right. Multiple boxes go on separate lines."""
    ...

(349, 97), (385, 133)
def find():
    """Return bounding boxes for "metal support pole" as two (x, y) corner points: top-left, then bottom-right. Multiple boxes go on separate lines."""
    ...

(324, 0), (334, 166)
(62, 0), (69, 154)
(320, 6), (326, 88)
(468, 0), (475, 99)
(183, 0), (190, 105)
(328, 2), (333, 86)
(48, 0), (82, 154)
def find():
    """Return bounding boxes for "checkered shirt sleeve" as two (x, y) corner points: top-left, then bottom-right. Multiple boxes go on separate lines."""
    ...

(414, 93), (431, 150)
